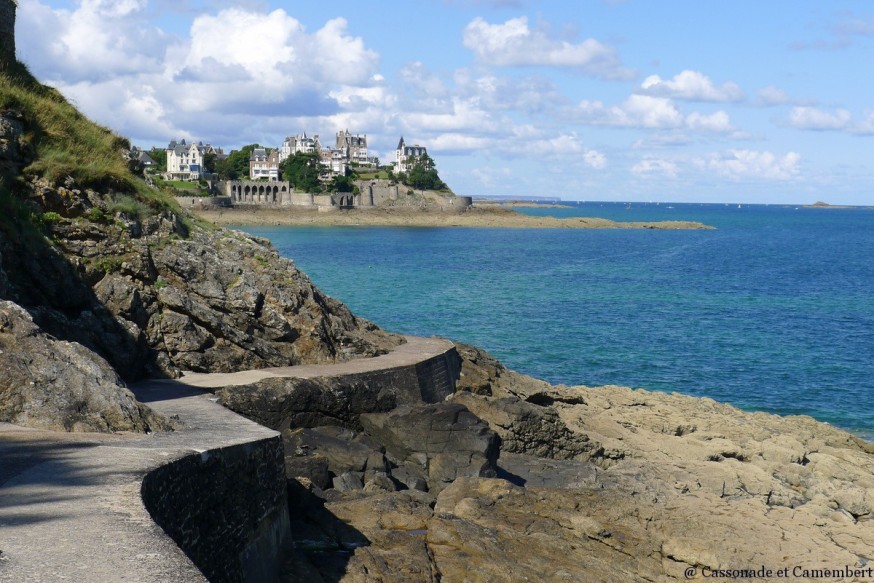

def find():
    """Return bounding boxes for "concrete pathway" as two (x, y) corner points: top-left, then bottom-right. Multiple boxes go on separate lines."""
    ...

(0, 336), (455, 582)
(177, 335), (455, 389)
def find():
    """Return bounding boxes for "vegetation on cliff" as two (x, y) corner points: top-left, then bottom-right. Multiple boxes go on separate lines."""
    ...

(0, 61), (181, 217)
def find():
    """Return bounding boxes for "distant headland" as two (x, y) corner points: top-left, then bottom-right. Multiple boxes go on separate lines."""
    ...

(804, 200), (874, 210)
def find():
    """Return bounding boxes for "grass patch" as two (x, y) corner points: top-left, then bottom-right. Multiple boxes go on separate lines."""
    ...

(0, 62), (135, 192)
(0, 60), (199, 237)
(354, 170), (392, 180)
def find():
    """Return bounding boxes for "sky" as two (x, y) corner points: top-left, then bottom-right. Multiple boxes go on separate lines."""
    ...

(12, 0), (874, 204)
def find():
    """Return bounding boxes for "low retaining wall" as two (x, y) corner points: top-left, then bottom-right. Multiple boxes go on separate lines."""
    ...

(140, 435), (291, 583)
(175, 196), (232, 209)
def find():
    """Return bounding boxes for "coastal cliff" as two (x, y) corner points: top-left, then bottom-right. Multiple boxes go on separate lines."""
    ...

(1, 61), (872, 583)
(0, 64), (400, 432)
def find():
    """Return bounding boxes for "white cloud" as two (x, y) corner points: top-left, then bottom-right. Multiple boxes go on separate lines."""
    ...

(471, 166), (514, 188)
(788, 106), (852, 130)
(632, 158), (678, 178)
(757, 85), (790, 106)
(576, 95), (734, 134)
(685, 110), (734, 133)
(429, 134), (494, 153)
(577, 95), (683, 128)
(583, 149), (607, 169)
(18, 2), (386, 147)
(18, 0), (166, 81)
(401, 62), (450, 98)
(462, 16), (635, 80)
(852, 112), (874, 135)
(399, 98), (501, 134)
(453, 69), (565, 114)
(696, 150), (801, 180)
(637, 70), (744, 102)
(174, 11), (378, 93)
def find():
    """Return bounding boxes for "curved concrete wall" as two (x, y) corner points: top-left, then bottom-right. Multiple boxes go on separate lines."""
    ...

(140, 435), (291, 583)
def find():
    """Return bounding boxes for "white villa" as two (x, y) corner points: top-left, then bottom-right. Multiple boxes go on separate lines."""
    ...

(249, 148), (280, 181)
(395, 137), (428, 173)
(278, 133), (321, 162)
(165, 139), (223, 181)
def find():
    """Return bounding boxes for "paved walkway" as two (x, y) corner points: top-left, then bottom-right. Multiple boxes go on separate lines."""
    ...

(177, 335), (455, 389)
(0, 336), (455, 582)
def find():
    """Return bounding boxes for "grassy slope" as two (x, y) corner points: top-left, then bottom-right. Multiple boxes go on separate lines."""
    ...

(0, 59), (189, 231)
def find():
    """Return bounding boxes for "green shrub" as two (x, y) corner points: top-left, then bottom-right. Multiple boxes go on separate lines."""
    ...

(109, 194), (151, 220)
(40, 211), (63, 223)
(87, 207), (107, 222)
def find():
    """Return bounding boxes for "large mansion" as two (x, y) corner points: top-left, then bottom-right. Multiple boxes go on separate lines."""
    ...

(395, 137), (428, 173)
(165, 140), (224, 181)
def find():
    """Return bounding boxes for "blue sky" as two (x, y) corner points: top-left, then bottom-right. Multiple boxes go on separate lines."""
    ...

(13, 0), (874, 204)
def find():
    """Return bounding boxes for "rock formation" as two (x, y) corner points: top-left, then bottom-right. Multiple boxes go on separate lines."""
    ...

(0, 300), (169, 432)
(251, 345), (873, 582)
(0, 91), (400, 432)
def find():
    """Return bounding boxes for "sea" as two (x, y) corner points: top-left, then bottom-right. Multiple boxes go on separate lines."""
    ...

(235, 202), (874, 442)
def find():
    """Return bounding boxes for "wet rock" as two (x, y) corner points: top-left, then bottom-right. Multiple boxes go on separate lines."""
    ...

(452, 391), (594, 460)
(359, 403), (499, 494)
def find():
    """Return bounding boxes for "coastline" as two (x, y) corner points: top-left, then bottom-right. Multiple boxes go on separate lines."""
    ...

(192, 205), (714, 230)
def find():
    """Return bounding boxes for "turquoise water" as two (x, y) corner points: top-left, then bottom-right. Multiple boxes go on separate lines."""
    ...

(236, 203), (874, 441)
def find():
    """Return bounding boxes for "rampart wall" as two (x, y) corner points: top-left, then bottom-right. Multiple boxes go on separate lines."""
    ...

(218, 180), (471, 210)
(175, 196), (233, 209)
(0, 0), (15, 62)
(141, 435), (291, 583)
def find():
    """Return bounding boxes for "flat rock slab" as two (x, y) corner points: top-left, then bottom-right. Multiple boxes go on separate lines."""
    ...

(0, 382), (276, 583)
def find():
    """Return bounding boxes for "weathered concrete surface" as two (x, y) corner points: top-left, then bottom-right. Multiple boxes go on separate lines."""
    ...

(179, 335), (457, 391)
(0, 381), (287, 583)
(198, 336), (461, 431)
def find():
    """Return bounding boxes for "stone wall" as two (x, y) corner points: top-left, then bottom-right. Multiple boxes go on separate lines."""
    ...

(140, 435), (291, 583)
(175, 196), (233, 209)
(363, 181), (401, 205)
(0, 0), (14, 62)
(218, 179), (471, 211)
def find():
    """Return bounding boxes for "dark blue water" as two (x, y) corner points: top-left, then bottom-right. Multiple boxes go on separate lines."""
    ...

(236, 203), (874, 441)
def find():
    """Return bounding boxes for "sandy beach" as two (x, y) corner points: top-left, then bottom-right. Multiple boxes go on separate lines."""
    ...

(193, 205), (714, 230)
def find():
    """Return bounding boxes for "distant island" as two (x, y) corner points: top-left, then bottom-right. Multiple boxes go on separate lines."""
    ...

(804, 200), (873, 209)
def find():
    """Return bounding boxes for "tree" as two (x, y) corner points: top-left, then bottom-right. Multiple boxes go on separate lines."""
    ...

(147, 148), (167, 172)
(280, 151), (325, 193)
(331, 173), (356, 193)
(202, 151), (217, 174)
(216, 144), (260, 180)
(403, 153), (447, 191)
